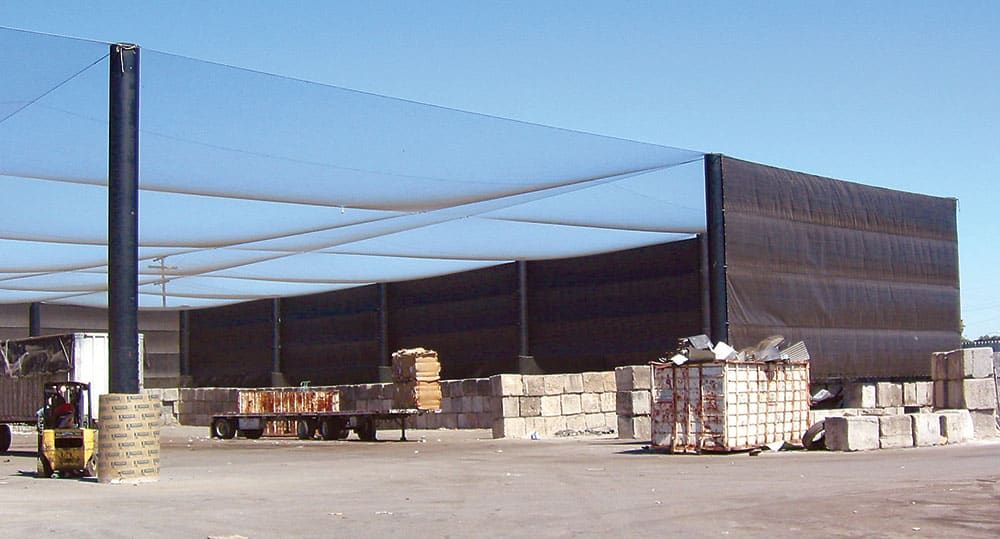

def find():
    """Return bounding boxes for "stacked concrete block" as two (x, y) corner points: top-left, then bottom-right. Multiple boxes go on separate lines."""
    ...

(175, 387), (238, 426)
(902, 381), (933, 408)
(142, 388), (180, 426)
(615, 365), (652, 441)
(932, 348), (999, 439)
(842, 382), (877, 409)
(938, 410), (974, 444)
(490, 371), (618, 439)
(878, 415), (913, 449)
(825, 416), (879, 451)
(876, 382), (903, 408)
(910, 412), (945, 446)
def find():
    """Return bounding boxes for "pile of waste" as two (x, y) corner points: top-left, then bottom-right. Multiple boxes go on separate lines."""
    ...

(656, 334), (810, 366)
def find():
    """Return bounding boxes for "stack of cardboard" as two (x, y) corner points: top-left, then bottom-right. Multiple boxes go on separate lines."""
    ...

(392, 348), (442, 410)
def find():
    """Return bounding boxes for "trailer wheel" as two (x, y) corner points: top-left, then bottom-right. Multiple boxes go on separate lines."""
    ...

(320, 418), (349, 441)
(241, 429), (264, 440)
(296, 420), (316, 440)
(802, 420), (826, 450)
(0, 424), (11, 452)
(357, 418), (377, 442)
(212, 418), (236, 440)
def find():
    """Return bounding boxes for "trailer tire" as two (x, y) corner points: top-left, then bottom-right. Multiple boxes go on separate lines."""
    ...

(320, 418), (349, 441)
(296, 420), (316, 440)
(357, 418), (377, 442)
(0, 424), (11, 452)
(212, 418), (236, 440)
(802, 420), (826, 450)
(241, 429), (264, 440)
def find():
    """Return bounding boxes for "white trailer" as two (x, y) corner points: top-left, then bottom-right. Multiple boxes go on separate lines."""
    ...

(0, 332), (144, 451)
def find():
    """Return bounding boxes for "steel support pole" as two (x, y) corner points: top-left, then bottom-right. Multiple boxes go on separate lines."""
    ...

(704, 154), (729, 344)
(518, 261), (529, 358)
(698, 233), (711, 337)
(378, 284), (389, 366)
(179, 310), (190, 376)
(28, 303), (42, 337)
(271, 298), (282, 373)
(108, 43), (140, 393)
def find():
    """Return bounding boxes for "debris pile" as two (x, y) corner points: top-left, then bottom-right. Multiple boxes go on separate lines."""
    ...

(657, 334), (810, 365)
(391, 348), (442, 411)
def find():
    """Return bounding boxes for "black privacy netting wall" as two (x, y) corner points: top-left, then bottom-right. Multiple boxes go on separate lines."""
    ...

(720, 157), (961, 380)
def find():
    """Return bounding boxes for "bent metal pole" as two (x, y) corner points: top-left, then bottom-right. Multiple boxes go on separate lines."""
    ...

(108, 43), (140, 394)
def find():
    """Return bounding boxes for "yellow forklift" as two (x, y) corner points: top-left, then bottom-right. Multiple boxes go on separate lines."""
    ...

(37, 381), (97, 478)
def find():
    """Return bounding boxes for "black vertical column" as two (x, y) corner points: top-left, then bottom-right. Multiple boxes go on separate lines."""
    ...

(271, 298), (282, 374)
(179, 310), (190, 377)
(698, 233), (711, 337)
(108, 43), (140, 393)
(28, 303), (42, 337)
(704, 154), (729, 344)
(377, 284), (391, 382)
(516, 260), (540, 374)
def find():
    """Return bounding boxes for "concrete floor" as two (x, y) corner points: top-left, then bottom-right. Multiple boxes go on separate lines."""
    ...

(1, 426), (998, 538)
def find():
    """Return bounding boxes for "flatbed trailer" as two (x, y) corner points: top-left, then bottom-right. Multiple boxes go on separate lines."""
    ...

(209, 409), (430, 442)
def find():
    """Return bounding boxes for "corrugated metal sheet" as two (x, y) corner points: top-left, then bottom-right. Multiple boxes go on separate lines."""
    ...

(651, 360), (810, 453)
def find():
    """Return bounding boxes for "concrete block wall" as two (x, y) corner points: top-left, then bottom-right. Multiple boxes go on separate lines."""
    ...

(932, 348), (999, 439)
(491, 372), (618, 439)
(144, 387), (237, 426)
(615, 365), (651, 441)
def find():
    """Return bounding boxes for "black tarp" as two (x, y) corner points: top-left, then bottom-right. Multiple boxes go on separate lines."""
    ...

(720, 157), (960, 379)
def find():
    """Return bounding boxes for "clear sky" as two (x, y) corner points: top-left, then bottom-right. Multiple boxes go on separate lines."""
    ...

(3, 1), (998, 338)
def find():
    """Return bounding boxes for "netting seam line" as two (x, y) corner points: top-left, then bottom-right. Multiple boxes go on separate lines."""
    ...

(0, 25), (111, 46)
(143, 48), (705, 155)
(0, 52), (109, 126)
(475, 215), (705, 234)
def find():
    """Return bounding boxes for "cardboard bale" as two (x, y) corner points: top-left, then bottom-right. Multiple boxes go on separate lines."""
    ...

(824, 416), (879, 451)
(391, 347), (441, 383)
(392, 381), (442, 411)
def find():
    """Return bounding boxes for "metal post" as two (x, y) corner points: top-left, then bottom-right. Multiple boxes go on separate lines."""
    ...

(704, 154), (729, 344)
(108, 43), (140, 394)
(518, 261), (529, 358)
(270, 298), (287, 386)
(377, 284), (391, 382)
(28, 302), (42, 337)
(698, 233), (711, 337)
(179, 310), (190, 376)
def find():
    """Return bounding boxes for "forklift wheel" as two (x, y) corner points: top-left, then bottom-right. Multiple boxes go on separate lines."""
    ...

(84, 455), (97, 477)
(211, 418), (236, 440)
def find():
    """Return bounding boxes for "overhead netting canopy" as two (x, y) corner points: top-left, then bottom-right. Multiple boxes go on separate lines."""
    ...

(1, 27), (705, 310)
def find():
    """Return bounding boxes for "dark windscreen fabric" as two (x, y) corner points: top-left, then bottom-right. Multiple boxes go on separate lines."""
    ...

(721, 157), (960, 380)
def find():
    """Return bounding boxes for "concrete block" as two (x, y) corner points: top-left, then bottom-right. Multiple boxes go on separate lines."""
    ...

(616, 390), (651, 416)
(602, 372), (617, 393)
(540, 395), (562, 417)
(442, 413), (459, 429)
(581, 393), (601, 414)
(477, 378), (492, 395)
(955, 378), (999, 410)
(938, 410), (974, 443)
(524, 417), (546, 437)
(543, 415), (568, 435)
(522, 375), (546, 396)
(878, 415), (914, 449)
(543, 375), (566, 396)
(561, 394), (582, 415)
(457, 414), (475, 429)
(903, 382), (933, 407)
(499, 397), (520, 418)
(876, 382), (903, 408)
(582, 372), (605, 393)
(604, 412), (617, 429)
(632, 416), (651, 440)
(824, 416), (879, 451)
(461, 379), (478, 397)
(842, 383), (877, 409)
(585, 413), (607, 429)
(931, 352), (949, 381)
(179, 388), (196, 402)
(970, 410), (999, 439)
(471, 396), (485, 413)
(615, 365), (652, 391)
(493, 417), (526, 439)
(910, 413), (944, 446)
(143, 388), (163, 401)
(564, 374), (584, 394)
(933, 381), (947, 409)
(565, 414), (587, 432)
(600, 392), (616, 412)
(947, 347), (994, 380)
(490, 374), (524, 397)
(519, 396), (542, 417)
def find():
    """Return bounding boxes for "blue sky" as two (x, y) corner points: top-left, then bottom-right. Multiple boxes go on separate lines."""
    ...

(3, 1), (998, 338)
